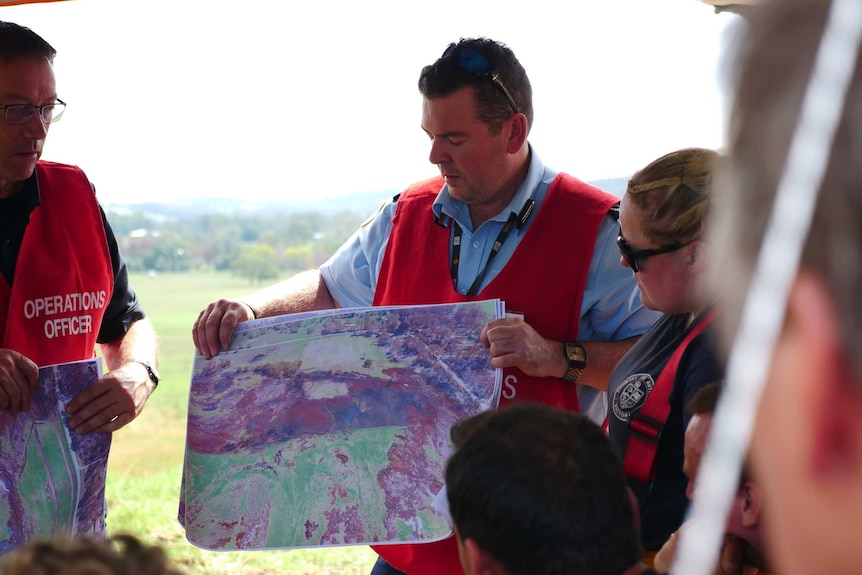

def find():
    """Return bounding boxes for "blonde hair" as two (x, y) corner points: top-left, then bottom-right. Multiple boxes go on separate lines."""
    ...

(625, 148), (719, 245)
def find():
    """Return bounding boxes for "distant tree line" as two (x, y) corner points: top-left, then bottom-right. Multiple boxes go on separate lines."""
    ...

(104, 177), (625, 283)
(106, 209), (367, 283)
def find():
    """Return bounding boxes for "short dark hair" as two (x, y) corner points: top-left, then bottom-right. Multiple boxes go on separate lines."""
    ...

(0, 21), (55, 63)
(445, 403), (643, 575)
(686, 380), (723, 416)
(418, 37), (533, 133)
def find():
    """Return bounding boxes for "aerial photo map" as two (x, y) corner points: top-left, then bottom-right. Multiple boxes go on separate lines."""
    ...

(181, 299), (503, 551)
(0, 358), (109, 555)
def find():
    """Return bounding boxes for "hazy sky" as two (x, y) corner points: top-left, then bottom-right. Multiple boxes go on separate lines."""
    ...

(1, 0), (741, 206)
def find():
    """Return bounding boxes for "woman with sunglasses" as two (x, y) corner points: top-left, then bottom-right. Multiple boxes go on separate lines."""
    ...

(606, 147), (724, 568)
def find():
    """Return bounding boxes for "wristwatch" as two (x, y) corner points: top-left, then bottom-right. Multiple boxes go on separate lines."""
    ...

(134, 360), (161, 388)
(560, 342), (587, 383)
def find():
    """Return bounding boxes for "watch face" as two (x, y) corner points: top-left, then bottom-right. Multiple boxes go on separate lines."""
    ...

(565, 342), (587, 365)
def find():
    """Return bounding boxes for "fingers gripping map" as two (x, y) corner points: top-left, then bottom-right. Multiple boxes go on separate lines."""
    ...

(180, 300), (504, 551)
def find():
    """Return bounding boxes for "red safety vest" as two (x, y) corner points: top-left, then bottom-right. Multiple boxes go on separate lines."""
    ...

(623, 310), (718, 483)
(372, 173), (618, 575)
(0, 161), (112, 366)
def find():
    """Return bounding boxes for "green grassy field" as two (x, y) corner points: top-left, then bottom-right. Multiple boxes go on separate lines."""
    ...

(105, 271), (378, 574)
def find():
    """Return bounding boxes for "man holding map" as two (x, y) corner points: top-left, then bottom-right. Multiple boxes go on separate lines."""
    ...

(193, 37), (657, 575)
(0, 21), (159, 549)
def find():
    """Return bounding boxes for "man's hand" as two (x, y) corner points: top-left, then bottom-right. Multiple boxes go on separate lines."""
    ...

(65, 361), (154, 434)
(0, 348), (38, 414)
(192, 299), (253, 359)
(480, 316), (566, 378)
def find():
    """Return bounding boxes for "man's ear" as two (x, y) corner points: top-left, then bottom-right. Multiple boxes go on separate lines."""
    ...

(462, 537), (508, 575)
(738, 482), (763, 529)
(505, 113), (528, 154)
(785, 272), (862, 481)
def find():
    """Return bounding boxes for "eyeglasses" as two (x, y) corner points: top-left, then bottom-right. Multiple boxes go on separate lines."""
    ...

(617, 233), (688, 273)
(0, 99), (65, 126)
(446, 44), (520, 114)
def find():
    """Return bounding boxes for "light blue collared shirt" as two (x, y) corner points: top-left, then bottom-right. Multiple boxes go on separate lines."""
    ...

(320, 149), (660, 422)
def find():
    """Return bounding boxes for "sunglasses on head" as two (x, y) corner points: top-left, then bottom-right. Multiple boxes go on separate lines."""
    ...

(617, 233), (688, 273)
(443, 44), (520, 114)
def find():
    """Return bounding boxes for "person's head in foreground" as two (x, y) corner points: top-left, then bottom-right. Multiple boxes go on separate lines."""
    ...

(712, 0), (862, 573)
(445, 403), (645, 575)
(685, 383), (766, 561)
(0, 533), (187, 575)
(655, 381), (770, 573)
(619, 147), (718, 315)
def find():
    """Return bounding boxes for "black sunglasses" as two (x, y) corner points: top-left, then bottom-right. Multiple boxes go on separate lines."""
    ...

(617, 233), (688, 273)
(444, 44), (520, 114)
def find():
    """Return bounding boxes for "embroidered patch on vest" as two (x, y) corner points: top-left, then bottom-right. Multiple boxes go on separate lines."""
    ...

(612, 373), (655, 422)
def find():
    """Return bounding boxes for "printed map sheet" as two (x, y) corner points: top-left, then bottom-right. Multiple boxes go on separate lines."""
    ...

(180, 299), (503, 550)
(0, 358), (109, 555)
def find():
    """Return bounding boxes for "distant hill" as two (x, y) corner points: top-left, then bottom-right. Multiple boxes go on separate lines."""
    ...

(104, 177), (628, 218)
(104, 190), (397, 219)
(589, 177), (628, 197)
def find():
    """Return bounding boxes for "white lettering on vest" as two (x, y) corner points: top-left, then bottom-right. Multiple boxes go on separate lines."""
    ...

(502, 374), (518, 400)
(24, 290), (107, 318)
(43, 314), (93, 339)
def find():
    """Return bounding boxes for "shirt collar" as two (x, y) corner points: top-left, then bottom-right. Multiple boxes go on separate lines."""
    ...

(23, 171), (40, 208)
(0, 172), (39, 237)
(0, 171), (40, 214)
(432, 146), (543, 228)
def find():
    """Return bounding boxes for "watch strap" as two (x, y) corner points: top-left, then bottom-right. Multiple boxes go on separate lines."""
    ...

(560, 365), (584, 383)
(560, 342), (587, 383)
(133, 360), (160, 388)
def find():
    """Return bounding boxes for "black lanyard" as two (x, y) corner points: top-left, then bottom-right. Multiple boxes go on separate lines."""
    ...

(448, 199), (535, 296)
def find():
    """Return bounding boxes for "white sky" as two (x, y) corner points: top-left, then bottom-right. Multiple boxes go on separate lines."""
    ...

(1, 0), (742, 206)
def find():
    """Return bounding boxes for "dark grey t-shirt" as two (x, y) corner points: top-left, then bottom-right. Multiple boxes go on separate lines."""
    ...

(607, 310), (723, 551)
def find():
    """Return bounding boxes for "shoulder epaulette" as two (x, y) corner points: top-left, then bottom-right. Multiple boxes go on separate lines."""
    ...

(608, 202), (620, 221)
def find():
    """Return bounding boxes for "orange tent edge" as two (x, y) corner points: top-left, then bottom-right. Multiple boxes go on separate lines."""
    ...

(0, 0), (71, 6)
